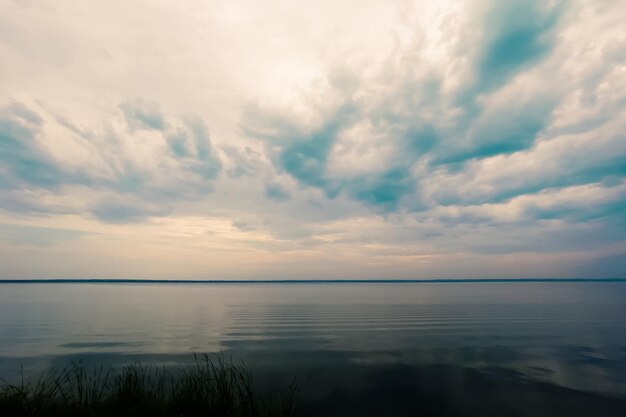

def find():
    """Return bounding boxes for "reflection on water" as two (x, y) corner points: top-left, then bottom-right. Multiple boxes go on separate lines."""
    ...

(1, 282), (626, 415)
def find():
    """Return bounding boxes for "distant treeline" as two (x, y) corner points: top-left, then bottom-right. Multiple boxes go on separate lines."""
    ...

(1, 278), (625, 284)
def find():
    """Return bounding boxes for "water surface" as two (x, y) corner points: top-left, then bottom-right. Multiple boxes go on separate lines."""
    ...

(1, 282), (625, 416)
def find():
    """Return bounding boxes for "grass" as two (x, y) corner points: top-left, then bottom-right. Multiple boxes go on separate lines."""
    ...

(0, 354), (299, 417)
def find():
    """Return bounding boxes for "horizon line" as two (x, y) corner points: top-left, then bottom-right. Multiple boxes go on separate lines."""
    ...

(0, 278), (625, 284)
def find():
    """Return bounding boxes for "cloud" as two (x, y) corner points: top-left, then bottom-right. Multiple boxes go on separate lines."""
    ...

(220, 145), (264, 178)
(276, 103), (356, 190)
(522, 183), (626, 226)
(265, 182), (290, 202)
(0, 101), (61, 189)
(232, 220), (255, 232)
(239, 0), (626, 222)
(0, 0), (625, 279)
(0, 99), (222, 220)
(344, 167), (414, 208)
(90, 197), (171, 223)
(239, 0), (572, 212)
(119, 98), (166, 131)
(433, 92), (558, 165)
(468, 0), (563, 98)
(0, 223), (89, 246)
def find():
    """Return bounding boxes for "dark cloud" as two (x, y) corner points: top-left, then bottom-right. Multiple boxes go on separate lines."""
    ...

(243, 100), (419, 210)
(90, 201), (168, 224)
(239, 1), (571, 212)
(0, 100), (223, 222)
(164, 128), (192, 157)
(434, 133), (626, 207)
(523, 190), (626, 226)
(469, 0), (563, 98)
(119, 98), (166, 131)
(183, 117), (222, 179)
(277, 103), (355, 190)
(0, 101), (61, 190)
(344, 167), (414, 208)
(221, 145), (263, 178)
(232, 221), (255, 232)
(430, 0), (565, 165)
(265, 182), (290, 202)
(434, 95), (557, 165)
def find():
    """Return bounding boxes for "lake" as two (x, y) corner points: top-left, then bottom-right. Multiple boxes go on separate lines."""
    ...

(1, 282), (626, 416)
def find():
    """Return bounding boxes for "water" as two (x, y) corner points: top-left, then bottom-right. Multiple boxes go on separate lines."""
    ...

(1, 282), (626, 415)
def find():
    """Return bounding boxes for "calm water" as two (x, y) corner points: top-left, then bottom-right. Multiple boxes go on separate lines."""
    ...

(1, 282), (626, 416)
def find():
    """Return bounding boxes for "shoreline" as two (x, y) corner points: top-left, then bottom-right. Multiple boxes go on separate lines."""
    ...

(1, 278), (625, 284)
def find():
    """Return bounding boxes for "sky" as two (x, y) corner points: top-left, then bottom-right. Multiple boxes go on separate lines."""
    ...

(0, 0), (625, 280)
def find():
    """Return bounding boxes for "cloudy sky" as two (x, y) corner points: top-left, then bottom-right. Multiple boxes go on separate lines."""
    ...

(1, 0), (625, 280)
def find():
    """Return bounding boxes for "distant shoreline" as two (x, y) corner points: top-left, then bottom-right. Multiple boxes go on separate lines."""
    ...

(0, 278), (625, 284)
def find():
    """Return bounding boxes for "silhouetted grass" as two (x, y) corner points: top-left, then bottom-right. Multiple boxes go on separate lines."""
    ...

(0, 354), (299, 417)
